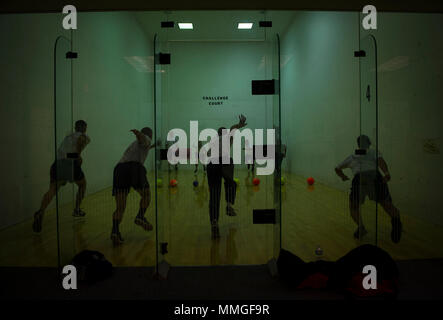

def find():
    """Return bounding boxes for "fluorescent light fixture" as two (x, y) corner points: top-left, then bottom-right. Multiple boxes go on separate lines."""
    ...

(178, 23), (193, 30)
(238, 23), (253, 29)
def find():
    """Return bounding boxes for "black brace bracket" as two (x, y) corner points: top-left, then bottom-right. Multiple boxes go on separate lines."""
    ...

(66, 51), (78, 59)
(252, 79), (277, 95)
(155, 53), (171, 65)
(253, 209), (276, 224)
(354, 50), (366, 57)
(259, 21), (273, 28)
(161, 21), (174, 28)
(161, 243), (168, 255)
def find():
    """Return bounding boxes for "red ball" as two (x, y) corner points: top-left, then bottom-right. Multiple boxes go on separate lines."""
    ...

(307, 177), (315, 185)
(170, 179), (178, 187)
(252, 178), (260, 186)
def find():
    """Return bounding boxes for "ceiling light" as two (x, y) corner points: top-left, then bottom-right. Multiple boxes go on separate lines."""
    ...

(238, 23), (253, 29)
(178, 23), (193, 30)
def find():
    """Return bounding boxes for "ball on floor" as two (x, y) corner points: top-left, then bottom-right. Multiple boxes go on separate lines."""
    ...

(234, 178), (239, 186)
(193, 180), (199, 187)
(170, 179), (178, 187)
(156, 178), (163, 187)
(280, 177), (285, 185)
(307, 177), (315, 185)
(252, 178), (260, 186)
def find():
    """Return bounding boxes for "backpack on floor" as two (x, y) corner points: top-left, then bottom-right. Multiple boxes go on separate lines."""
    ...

(277, 245), (399, 298)
(277, 249), (335, 289)
(71, 250), (113, 284)
(332, 244), (399, 298)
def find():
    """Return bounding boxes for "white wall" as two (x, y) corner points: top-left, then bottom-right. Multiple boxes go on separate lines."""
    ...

(362, 13), (443, 225)
(280, 11), (360, 190)
(0, 13), (69, 229)
(158, 40), (277, 168)
(74, 12), (154, 195)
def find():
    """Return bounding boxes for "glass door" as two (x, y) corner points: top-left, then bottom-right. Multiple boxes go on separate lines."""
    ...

(272, 34), (282, 263)
(54, 36), (75, 268)
(357, 34), (378, 245)
(154, 32), (281, 269)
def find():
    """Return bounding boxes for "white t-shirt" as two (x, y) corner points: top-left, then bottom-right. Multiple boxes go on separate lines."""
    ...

(336, 148), (381, 175)
(119, 134), (152, 164)
(57, 132), (90, 160)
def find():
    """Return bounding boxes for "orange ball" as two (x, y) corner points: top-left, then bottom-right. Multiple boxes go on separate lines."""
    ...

(307, 177), (315, 185)
(252, 178), (260, 186)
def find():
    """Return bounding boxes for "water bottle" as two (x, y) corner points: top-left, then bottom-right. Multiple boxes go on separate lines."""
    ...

(315, 245), (324, 258)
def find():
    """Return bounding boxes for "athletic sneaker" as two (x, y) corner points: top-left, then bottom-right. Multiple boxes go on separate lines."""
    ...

(391, 217), (402, 243)
(73, 208), (86, 217)
(226, 206), (237, 217)
(111, 232), (124, 246)
(353, 227), (368, 240)
(32, 211), (43, 233)
(135, 216), (153, 231)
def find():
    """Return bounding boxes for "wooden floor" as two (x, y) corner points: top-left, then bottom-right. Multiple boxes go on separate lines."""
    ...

(1, 168), (443, 267)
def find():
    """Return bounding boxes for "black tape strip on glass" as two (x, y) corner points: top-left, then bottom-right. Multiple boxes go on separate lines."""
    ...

(155, 53), (171, 65)
(252, 80), (275, 95)
(66, 51), (78, 59)
(253, 209), (276, 224)
(354, 50), (366, 57)
(161, 21), (174, 28)
(355, 149), (367, 155)
(259, 21), (272, 27)
(160, 149), (169, 160)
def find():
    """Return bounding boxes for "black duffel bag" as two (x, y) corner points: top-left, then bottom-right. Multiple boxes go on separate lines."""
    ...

(71, 250), (113, 284)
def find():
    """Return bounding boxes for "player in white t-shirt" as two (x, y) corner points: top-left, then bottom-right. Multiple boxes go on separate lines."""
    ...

(33, 120), (91, 233)
(335, 135), (402, 243)
(111, 127), (158, 245)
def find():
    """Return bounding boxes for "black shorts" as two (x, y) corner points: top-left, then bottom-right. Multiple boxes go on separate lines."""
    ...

(50, 159), (84, 183)
(350, 171), (392, 205)
(112, 161), (149, 196)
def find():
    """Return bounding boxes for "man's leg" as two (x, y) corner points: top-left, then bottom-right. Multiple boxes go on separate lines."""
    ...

(33, 181), (62, 233)
(349, 174), (367, 239)
(222, 163), (237, 216)
(73, 178), (87, 216)
(39, 182), (60, 213)
(207, 164), (222, 238)
(350, 199), (367, 239)
(111, 191), (128, 245)
(381, 200), (402, 243)
(135, 187), (153, 231)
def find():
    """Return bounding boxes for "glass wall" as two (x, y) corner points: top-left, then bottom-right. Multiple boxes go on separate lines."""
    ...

(280, 11), (365, 262)
(54, 35), (76, 267)
(356, 34), (379, 247)
(359, 12), (443, 260)
(0, 9), (442, 274)
(154, 11), (282, 267)
(67, 11), (157, 267)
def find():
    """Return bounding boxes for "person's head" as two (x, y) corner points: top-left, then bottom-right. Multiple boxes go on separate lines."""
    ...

(141, 127), (153, 139)
(357, 135), (371, 149)
(218, 127), (226, 136)
(75, 120), (87, 133)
